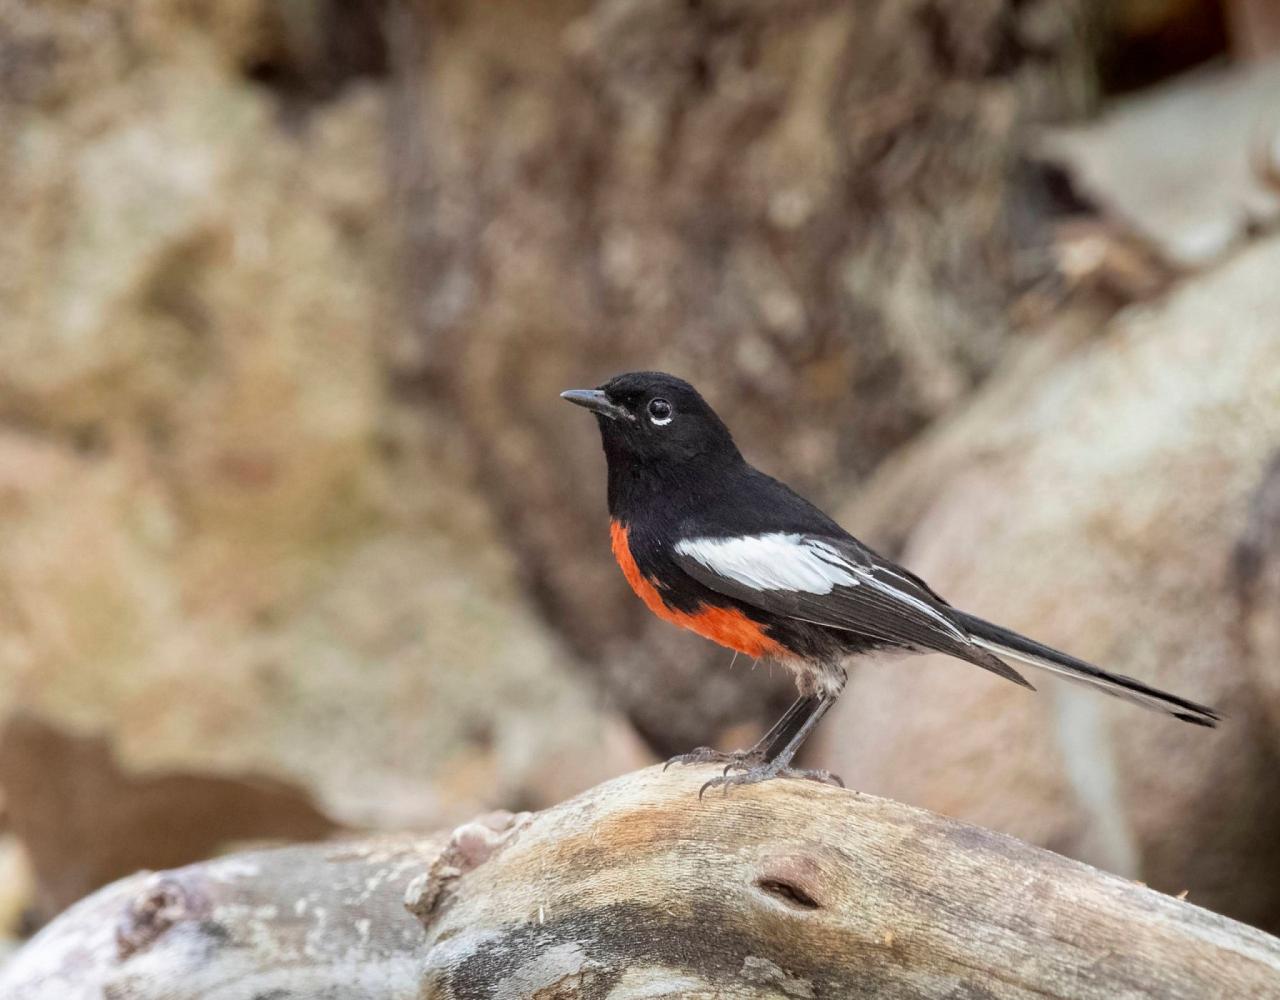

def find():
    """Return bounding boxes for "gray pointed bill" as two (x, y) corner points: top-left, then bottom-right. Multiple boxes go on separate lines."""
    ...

(560, 388), (633, 422)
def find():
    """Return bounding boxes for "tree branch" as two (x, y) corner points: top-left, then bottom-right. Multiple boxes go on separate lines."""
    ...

(4, 766), (1279, 998)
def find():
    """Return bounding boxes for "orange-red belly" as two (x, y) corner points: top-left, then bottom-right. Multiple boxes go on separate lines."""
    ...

(610, 521), (785, 659)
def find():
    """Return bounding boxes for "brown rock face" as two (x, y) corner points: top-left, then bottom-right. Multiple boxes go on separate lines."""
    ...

(389, 0), (1094, 748)
(0, 0), (646, 919)
(0, 716), (338, 918)
(813, 236), (1280, 931)
(1234, 450), (1280, 739)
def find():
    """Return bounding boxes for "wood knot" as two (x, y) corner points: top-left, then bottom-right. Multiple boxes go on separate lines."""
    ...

(755, 877), (820, 910)
(116, 874), (208, 960)
(405, 809), (531, 926)
(753, 850), (828, 912)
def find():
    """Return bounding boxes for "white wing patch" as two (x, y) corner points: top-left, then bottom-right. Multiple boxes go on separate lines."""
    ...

(675, 532), (968, 641)
(674, 533), (861, 594)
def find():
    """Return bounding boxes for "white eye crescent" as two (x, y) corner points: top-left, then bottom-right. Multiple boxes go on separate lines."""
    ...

(647, 398), (673, 426)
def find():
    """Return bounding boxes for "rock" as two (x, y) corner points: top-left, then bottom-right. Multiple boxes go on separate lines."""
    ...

(1233, 450), (1280, 736)
(389, 0), (1098, 750)
(0, 715), (338, 919)
(0, 833), (35, 958)
(1041, 60), (1280, 268)
(813, 234), (1280, 931)
(0, 0), (648, 921)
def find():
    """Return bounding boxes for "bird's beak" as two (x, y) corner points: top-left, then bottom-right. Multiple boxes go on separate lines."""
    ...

(560, 388), (632, 422)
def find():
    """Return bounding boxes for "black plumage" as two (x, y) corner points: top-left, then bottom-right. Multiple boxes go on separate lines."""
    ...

(563, 371), (1219, 793)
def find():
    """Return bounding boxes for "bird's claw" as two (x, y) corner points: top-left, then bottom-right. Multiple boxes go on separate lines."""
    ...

(663, 746), (760, 772)
(698, 765), (845, 799)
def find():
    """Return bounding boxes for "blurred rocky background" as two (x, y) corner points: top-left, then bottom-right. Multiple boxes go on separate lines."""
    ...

(0, 0), (1278, 962)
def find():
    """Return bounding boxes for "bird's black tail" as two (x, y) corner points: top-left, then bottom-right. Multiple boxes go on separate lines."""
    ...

(955, 611), (1220, 727)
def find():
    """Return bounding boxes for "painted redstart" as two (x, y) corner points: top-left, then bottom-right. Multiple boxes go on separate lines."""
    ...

(563, 372), (1219, 794)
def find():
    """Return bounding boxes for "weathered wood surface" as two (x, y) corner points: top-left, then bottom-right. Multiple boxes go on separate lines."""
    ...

(4, 766), (1280, 998)
(0, 835), (442, 999)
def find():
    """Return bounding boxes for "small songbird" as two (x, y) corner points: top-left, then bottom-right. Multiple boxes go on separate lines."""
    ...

(563, 372), (1219, 794)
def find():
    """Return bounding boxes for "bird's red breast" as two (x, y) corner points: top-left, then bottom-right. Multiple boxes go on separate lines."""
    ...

(610, 520), (785, 659)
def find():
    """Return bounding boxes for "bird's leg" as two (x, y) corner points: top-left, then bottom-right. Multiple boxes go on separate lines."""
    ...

(699, 693), (844, 797)
(663, 696), (818, 772)
(711, 691), (826, 775)
(755, 693), (824, 764)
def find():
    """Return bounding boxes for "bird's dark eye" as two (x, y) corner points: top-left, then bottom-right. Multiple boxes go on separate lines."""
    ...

(647, 398), (673, 426)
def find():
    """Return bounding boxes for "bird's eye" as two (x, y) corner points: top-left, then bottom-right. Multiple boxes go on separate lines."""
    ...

(647, 398), (673, 426)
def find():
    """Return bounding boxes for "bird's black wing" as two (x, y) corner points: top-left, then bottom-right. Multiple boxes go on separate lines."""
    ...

(671, 531), (1032, 688)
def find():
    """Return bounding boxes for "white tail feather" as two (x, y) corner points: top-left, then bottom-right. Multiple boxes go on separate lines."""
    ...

(970, 637), (1191, 718)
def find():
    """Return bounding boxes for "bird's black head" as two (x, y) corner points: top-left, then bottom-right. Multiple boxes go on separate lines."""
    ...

(561, 372), (742, 508)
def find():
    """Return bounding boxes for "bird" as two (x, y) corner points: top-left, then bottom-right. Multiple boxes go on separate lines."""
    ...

(562, 371), (1220, 794)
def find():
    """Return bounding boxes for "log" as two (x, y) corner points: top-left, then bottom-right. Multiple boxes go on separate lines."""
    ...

(3, 766), (1279, 998)
(0, 835), (442, 999)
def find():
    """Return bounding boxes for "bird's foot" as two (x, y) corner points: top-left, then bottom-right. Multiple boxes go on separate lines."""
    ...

(698, 764), (844, 799)
(663, 745), (762, 773)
